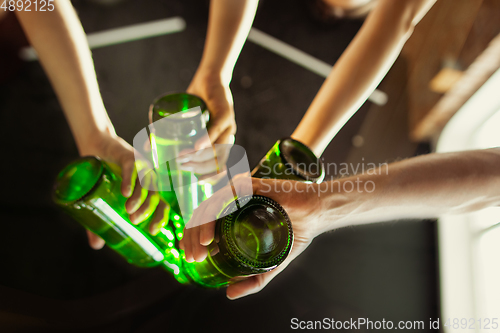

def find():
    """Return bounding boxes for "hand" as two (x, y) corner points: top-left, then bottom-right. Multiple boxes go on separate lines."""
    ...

(79, 133), (170, 249)
(180, 177), (323, 300)
(187, 70), (236, 156)
(178, 145), (232, 185)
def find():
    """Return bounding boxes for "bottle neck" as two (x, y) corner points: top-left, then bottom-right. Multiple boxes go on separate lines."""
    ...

(252, 137), (324, 183)
(149, 92), (209, 143)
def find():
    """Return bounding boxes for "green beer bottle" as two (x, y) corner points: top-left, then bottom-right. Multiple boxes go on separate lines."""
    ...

(53, 156), (165, 267)
(52, 156), (294, 288)
(53, 156), (190, 281)
(252, 137), (324, 183)
(181, 195), (293, 288)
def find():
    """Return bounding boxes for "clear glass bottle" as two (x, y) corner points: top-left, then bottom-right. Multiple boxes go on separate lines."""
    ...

(148, 92), (213, 225)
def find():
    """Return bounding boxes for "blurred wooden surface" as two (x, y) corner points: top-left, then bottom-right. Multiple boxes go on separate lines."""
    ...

(405, 0), (500, 141)
(348, 0), (500, 157)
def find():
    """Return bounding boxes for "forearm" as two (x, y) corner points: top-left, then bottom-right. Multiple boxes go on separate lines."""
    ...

(16, 0), (114, 153)
(315, 149), (500, 235)
(195, 0), (258, 84)
(292, 0), (436, 156)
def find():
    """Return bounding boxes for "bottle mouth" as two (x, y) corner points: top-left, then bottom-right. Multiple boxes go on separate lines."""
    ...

(148, 92), (210, 142)
(53, 156), (104, 204)
(149, 92), (209, 122)
(279, 138), (325, 183)
(220, 195), (293, 271)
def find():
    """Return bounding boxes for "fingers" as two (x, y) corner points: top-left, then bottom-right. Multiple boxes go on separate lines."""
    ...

(125, 177), (149, 215)
(195, 101), (235, 150)
(200, 220), (216, 246)
(194, 135), (212, 151)
(182, 201), (214, 262)
(180, 159), (219, 175)
(191, 226), (208, 262)
(181, 176), (257, 262)
(129, 191), (160, 224)
(201, 117), (235, 150)
(187, 181), (235, 229)
(142, 138), (151, 152)
(196, 170), (228, 187)
(148, 200), (170, 235)
(214, 125), (236, 145)
(179, 143), (233, 176)
(120, 158), (136, 198)
(226, 260), (291, 300)
(86, 230), (105, 250)
(186, 175), (257, 230)
(226, 276), (263, 300)
(180, 224), (209, 263)
(180, 228), (193, 262)
(183, 203), (206, 262)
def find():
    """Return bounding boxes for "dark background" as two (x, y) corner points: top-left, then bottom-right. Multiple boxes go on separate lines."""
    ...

(0, 0), (438, 332)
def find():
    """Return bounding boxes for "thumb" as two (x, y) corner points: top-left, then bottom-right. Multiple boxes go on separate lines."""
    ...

(87, 230), (105, 250)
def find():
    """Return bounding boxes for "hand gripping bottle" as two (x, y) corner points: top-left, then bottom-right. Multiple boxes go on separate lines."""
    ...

(178, 137), (323, 287)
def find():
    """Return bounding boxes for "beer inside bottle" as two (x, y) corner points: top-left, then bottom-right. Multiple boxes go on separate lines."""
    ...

(252, 137), (324, 183)
(182, 195), (293, 288)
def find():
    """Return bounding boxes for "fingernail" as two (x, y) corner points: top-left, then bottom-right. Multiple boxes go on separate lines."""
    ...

(126, 203), (136, 215)
(151, 224), (160, 236)
(153, 220), (167, 235)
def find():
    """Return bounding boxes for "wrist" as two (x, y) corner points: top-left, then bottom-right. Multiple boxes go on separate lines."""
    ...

(77, 128), (117, 157)
(290, 132), (323, 158)
(192, 64), (232, 87)
(315, 175), (379, 233)
(66, 101), (117, 156)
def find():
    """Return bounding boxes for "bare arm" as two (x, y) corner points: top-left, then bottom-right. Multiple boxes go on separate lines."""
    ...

(196, 0), (258, 85)
(16, 0), (114, 152)
(291, 0), (436, 156)
(316, 148), (500, 233)
(16, 1), (169, 246)
(183, 148), (500, 299)
(188, 0), (259, 147)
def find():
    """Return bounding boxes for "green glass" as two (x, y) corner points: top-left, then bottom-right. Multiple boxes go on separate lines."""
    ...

(148, 92), (212, 224)
(53, 135), (314, 288)
(252, 137), (325, 183)
(53, 156), (165, 267)
(53, 157), (294, 288)
(181, 195), (293, 288)
(177, 138), (320, 287)
(53, 156), (190, 281)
